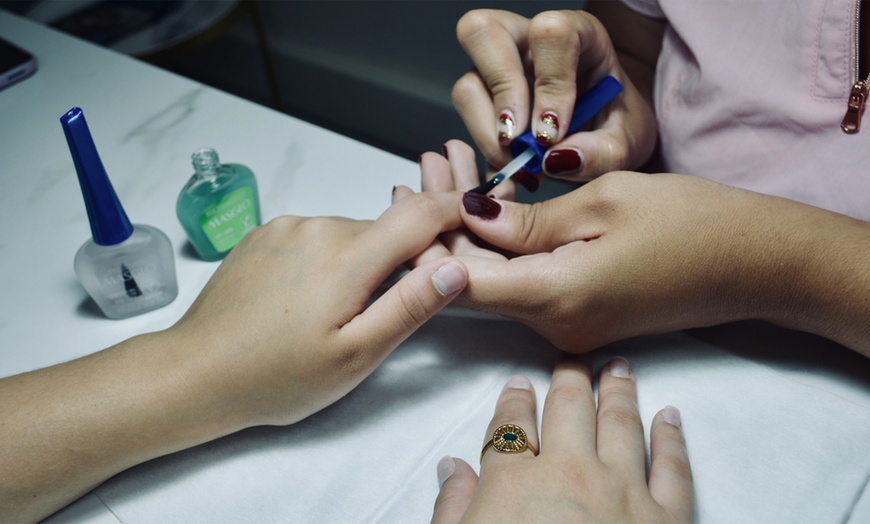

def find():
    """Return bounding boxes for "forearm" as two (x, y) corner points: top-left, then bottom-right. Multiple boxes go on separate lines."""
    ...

(772, 210), (870, 356)
(0, 331), (244, 521)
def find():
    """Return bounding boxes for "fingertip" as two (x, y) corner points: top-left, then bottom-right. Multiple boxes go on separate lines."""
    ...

(662, 404), (682, 429)
(542, 148), (586, 180)
(461, 192), (503, 221)
(431, 260), (468, 297)
(432, 457), (478, 524)
(392, 184), (415, 203)
(436, 456), (456, 488)
(502, 374), (533, 392)
(649, 405), (694, 520)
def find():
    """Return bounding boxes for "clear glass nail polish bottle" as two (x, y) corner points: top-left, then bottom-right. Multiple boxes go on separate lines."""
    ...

(176, 148), (261, 261)
(61, 107), (178, 319)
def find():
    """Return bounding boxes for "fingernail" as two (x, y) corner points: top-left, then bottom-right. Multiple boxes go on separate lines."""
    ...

(535, 111), (559, 147)
(544, 148), (584, 177)
(511, 169), (540, 192)
(437, 456), (456, 487)
(432, 261), (467, 296)
(441, 143), (449, 159)
(498, 110), (516, 146)
(503, 374), (532, 391)
(462, 192), (501, 220)
(391, 185), (397, 203)
(663, 405), (682, 428)
(607, 356), (632, 378)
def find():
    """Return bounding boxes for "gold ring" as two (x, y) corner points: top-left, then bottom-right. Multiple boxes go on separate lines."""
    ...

(480, 424), (538, 463)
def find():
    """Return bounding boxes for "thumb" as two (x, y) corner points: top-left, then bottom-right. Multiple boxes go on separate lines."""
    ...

(460, 191), (587, 253)
(543, 128), (630, 181)
(431, 457), (478, 523)
(542, 83), (657, 181)
(345, 258), (468, 348)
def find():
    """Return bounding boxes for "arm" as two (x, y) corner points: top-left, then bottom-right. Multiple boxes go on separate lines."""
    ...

(0, 192), (469, 521)
(454, 170), (870, 357)
(416, 143), (870, 356)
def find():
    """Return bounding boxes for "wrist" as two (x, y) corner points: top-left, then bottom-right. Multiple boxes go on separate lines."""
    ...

(737, 198), (870, 354)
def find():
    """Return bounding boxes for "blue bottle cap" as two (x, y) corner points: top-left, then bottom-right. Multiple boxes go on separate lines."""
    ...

(509, 76), (624, 174)
(60, 107), (133, 246)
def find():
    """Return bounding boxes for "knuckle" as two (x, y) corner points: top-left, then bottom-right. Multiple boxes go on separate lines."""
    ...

(598, 403), (643, 431)
(489, 410), (531, 431)
(584, 171), (635, 208)
(659, 453), (694, 484)
(529, 10), (576, 41)
(456, 9), (497, 43)
(492, 389), (536, 424)
(403, 192), (446, 223)
(514, 201), (546, 247)
(252, 215), (296, 236)
(545, 382), (589, 407)
(451, 72), (479, 111)
(328, 340), (369, 378)
(294, 216), (340, 238)
(393, 285), (432, 332)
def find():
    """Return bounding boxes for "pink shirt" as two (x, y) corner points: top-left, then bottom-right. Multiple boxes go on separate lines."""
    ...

(619, 0), (869, 220)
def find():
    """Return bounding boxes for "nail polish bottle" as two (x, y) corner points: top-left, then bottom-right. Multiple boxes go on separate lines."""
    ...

(61, 107), (178, 320)
(176, 148), (261, 261)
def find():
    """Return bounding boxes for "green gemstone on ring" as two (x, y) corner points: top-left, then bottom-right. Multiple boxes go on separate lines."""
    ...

(503, 432), (518, 441)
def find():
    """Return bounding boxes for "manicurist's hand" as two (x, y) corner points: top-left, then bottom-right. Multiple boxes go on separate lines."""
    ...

(432, 357), (693, 522)
(0, 192), (469, 522)
(416, 142), (870, 355)
(451, 7), (660, 192)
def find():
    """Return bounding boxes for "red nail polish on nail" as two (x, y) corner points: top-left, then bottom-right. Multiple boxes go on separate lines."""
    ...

(536, 111), (559, 147)
(442, 144), (449, 160)
(498, 110), (516, 146)
(544, 149), (583, 176)
(462, 192), (502, 220)
(512, 169), (540, 192)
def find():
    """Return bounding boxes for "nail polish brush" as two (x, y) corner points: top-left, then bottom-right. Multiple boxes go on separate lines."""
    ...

(469, 75), (624, 194)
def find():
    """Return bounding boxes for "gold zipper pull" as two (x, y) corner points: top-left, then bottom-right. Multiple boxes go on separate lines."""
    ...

(841, 81), (868, 133)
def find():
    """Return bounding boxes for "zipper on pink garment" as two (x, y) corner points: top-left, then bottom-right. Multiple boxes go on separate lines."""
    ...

(841, 0), (870, 133)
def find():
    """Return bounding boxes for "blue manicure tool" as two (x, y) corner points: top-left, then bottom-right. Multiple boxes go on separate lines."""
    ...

(469, 75), (624, 194)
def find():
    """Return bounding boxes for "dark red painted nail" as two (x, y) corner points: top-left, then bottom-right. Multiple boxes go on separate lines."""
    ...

(462, 192), (502, 220)
(442, 144), (449, 159)
(544, 149), (583, 176)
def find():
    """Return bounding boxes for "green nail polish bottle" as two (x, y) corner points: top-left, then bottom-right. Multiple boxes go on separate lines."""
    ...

(176, 148), (261, 261)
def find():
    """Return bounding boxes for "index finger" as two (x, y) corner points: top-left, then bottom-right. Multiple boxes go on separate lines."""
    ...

(527, 10), (615, 146)
(359, 191), (465, 273)
(455, 10), (532, 151)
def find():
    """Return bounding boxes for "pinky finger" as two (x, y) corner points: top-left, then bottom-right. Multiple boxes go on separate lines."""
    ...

(431, 457), (479, 523)
(648, 406), (694, 521)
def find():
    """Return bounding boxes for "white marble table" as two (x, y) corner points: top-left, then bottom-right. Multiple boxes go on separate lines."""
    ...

(1, 10), (869, 523)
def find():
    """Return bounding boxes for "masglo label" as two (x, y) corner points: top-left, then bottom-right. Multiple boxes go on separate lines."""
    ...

(199, 187), (257, 252)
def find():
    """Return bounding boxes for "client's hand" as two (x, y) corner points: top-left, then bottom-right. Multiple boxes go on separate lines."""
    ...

(1, 191), (469, 521)
(170, 191), (469, 427)
(432, 357), (693, 522)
